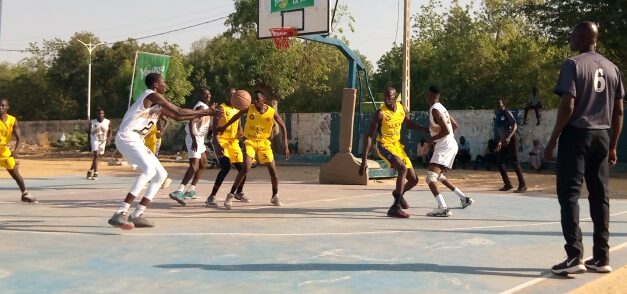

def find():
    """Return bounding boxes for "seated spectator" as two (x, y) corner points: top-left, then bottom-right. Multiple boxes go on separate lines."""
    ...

(523, 87), (542, 126)
(417, 137), (429, 168)
(455, 136), (471, 169)
(528, 139), (544, 172)
(474, 138), (497, 170)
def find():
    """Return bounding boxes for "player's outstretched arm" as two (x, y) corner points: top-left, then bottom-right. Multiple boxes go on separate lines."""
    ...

(217, 109), (246, 133)
(147, 93), (219, 121)
(359, 110), (383, 176)
(274, 112), (290, 160)
(403, 106), (428, 132)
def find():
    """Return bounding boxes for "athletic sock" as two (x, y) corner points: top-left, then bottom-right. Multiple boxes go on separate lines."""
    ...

(117, 202), (131, 214)
(177, 184), (185, 192)
(272, 188), (278, 197)
(392, 192), (402, 205)
(453, 188), (466, 200)
(131, 204), (146, 218)
(188, 185), (196, 192)
(236, 186), (244, 194)
(435, 194), (447, 208)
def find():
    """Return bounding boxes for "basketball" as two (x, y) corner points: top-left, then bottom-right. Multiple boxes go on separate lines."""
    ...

(231, 90), (252, 111)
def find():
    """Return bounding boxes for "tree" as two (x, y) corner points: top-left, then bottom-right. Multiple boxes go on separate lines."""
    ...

(525, 0), (627, 73)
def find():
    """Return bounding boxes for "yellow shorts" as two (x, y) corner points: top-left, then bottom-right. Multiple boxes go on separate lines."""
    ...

(0, 147), (16, 170)
(244, 139), (274, 164)
(217, 137), (244, 163)
(375, 141), (413, 169)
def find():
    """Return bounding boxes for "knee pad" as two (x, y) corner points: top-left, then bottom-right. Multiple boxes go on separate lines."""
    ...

(437, 174), (447, 182)
(426, 171), (438, 184)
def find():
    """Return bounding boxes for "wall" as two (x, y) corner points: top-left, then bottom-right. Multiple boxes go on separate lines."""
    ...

(17, 109), (626, 164)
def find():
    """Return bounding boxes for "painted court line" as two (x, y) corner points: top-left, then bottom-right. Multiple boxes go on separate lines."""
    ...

(499, 240), (627, 294)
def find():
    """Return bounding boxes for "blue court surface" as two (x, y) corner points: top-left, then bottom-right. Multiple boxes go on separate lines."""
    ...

(1, 168), (626, 293)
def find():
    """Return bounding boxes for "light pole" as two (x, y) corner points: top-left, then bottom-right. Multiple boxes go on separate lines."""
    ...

(77, 39), (105, 121)
(401, 0), (411, 109)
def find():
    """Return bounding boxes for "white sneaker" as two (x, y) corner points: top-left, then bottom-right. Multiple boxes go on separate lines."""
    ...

(224, 193), (235, 210)
(161, 178), (172, 189)
(271, 195), (283, 207)
(426, 207), (451, 217)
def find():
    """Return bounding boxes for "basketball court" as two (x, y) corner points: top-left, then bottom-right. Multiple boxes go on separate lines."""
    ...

(1, 164), (627, 293)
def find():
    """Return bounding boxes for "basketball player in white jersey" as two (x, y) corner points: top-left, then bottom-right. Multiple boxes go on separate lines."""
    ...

(169, 88), (214, 205)
(86, 109), (112, 180)
(423, 86), (473, 217)
(108, 73), (220, 230)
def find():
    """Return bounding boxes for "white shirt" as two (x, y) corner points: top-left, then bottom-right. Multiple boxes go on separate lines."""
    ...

(90, 118), (110, 141)
(185, 101), (211, 136)
(429, 102), (454, 143)
(118, 89), (161, 137)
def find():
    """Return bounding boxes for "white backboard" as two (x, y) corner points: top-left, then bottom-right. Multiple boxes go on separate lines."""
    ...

(258, 0), (330, 39)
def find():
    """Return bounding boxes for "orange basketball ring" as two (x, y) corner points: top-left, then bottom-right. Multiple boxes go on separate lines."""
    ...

(269, 27), (298, 49)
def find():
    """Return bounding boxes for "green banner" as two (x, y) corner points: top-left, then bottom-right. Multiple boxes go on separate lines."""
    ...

(130, 51), (171, 102)
(271, 0), (315, 12)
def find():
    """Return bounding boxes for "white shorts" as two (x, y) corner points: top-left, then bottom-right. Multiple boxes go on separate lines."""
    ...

(91, 139), (106, 155)
(430, 136), (458, 169)
(185, 134), (207, 159)
(116, 132), (161, 171)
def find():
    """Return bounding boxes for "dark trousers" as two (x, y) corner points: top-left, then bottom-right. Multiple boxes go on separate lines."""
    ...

(523, 104), (542, 124)
(497, 133), (526, 187)
(556, 126), (610, 262)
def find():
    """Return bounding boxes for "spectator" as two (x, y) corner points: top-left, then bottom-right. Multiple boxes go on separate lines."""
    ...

(474, 138), (497, 170)
(523, 87), (543, 126)
(417, 137), (429, 167)
(528, 139), (544, 172)
(455, 136), (471, 169)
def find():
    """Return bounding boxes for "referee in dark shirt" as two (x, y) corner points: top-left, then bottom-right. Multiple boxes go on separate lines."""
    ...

(495, 99), (527, 192)
(545, 21), (625, 275)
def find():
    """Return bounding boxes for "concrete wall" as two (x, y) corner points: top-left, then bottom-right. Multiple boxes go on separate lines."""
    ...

(18, 109), (627, 164)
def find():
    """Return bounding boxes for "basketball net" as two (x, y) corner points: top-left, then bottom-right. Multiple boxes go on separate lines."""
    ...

(269, 27), (297, 49)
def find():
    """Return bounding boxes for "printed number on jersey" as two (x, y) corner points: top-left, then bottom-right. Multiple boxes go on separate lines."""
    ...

(594, 68), (606, 93)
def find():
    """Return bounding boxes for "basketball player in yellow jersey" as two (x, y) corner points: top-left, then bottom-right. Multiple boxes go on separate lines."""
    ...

(0, 99), (38, 203)
(359, 87), (426, 218)
(205, 88), (247, 207)
(218, 90), (289, 209)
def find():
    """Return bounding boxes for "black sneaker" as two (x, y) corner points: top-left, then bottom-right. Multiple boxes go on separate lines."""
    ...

(514, 186), (527, 193)
(584, 258), (612, 273)
(205, 195), (218, 207)
(551, 257), (586, 276)
(387, 205), (409, 218)
(499, 184), (513, 191)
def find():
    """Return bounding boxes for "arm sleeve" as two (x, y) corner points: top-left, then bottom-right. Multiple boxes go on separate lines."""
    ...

(554, 59), (577, 98)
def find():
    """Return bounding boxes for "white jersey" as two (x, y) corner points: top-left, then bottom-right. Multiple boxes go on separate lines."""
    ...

(429, 102), (458, 169)
(118, 89), (161, 137)
(90, 118), (110, 142)
(429, 102), (455, 142)
(185, 101), (211, 136)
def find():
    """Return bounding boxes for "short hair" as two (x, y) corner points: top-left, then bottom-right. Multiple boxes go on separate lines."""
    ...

(428, 85), (441, 94)
(385, 87), (397, 95)
(0, 98), (8, 104)
(254, 90), (265, 98)
(145, 73), (161, 88)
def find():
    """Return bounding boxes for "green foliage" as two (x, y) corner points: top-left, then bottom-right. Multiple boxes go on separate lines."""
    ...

(524, 0), (627, 75)
(55, 131), (88, 150)
(374, 0), (569, 110)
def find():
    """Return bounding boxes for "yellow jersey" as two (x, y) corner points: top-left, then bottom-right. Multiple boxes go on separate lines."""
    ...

(243, 105), (275, 140)
(376, 102), (405, 145)
(0, 114), (16, 149)
(218, 103), (240, 139)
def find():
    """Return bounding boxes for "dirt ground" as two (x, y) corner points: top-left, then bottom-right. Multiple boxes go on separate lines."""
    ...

(2, 153), (627, 293)
(5, 152), (627, 200)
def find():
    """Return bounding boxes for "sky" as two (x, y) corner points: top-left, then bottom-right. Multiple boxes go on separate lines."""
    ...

(0, 0), (472, 67)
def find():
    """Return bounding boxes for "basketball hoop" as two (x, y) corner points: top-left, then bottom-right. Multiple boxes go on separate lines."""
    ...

(269, 27), (297, 49)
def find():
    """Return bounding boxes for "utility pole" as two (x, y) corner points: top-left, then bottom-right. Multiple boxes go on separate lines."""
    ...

(401, 0), (411, 109)
(77, 39), (104, 121)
